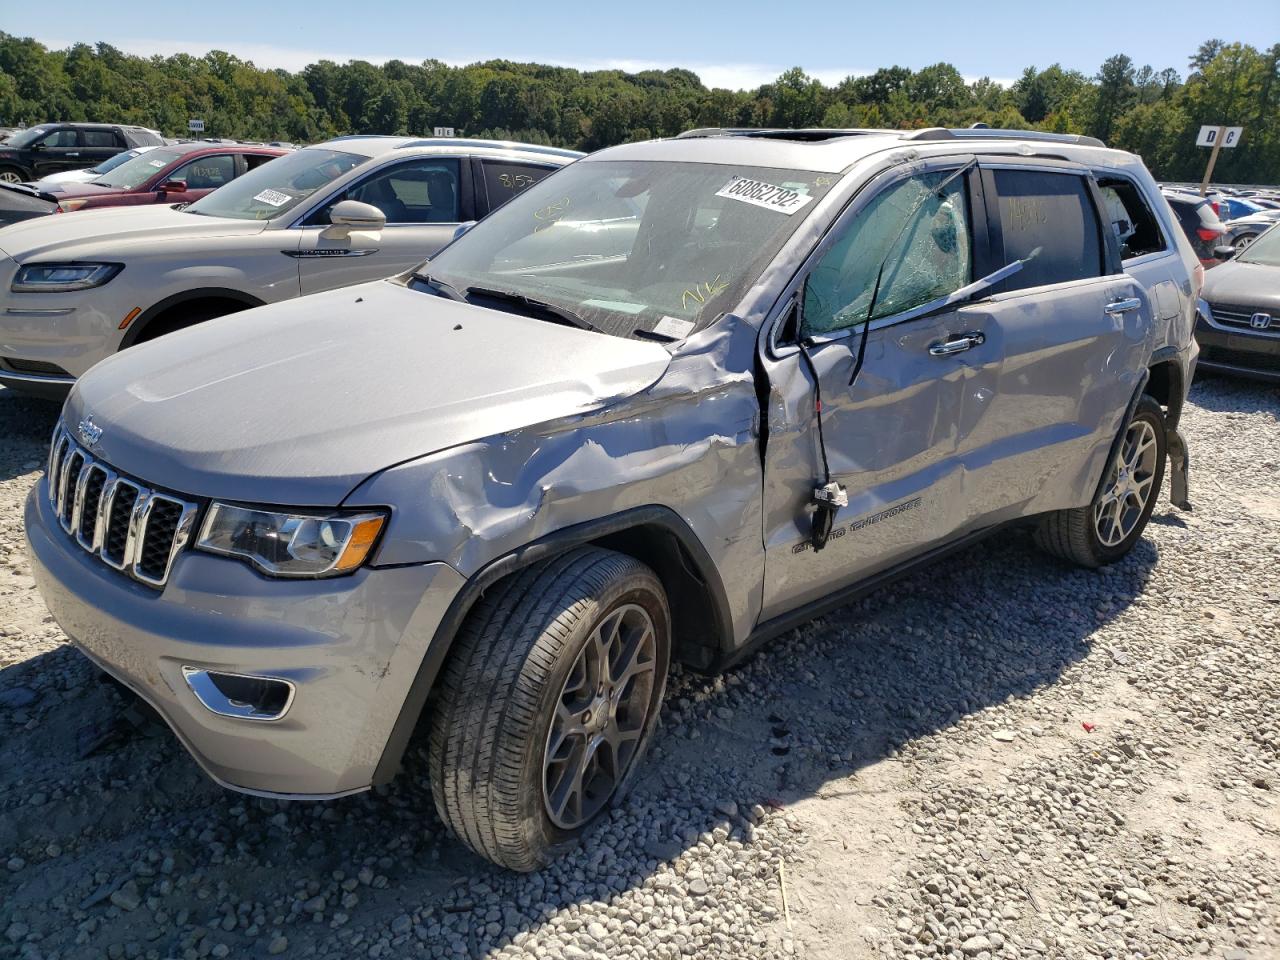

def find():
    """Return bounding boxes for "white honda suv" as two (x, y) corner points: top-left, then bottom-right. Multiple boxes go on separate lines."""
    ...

(0, 136), (581, 397)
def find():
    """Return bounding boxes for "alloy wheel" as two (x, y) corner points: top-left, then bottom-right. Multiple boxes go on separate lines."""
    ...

(543, 602), (658, 830)
(1094, 418), (1159, 547)
(0, 170), (20, 184)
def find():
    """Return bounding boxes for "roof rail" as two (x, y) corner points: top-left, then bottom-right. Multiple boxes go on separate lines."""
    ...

(903, 127), (1107, 148)
(396, 138), (583, 158)
(676, 127), (899, 142)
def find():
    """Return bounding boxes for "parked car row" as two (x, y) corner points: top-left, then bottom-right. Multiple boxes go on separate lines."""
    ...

(0, 136), (581, 394)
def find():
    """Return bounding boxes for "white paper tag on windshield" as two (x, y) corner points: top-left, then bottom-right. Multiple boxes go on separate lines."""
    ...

(148, 159), (166, 167)
(654, 316), (694, 339)
(253, 188), (291, 207)
(716, 176), (815, 215)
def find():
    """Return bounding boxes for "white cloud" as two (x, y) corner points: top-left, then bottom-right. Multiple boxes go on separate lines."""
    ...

(35, 37), (1011, 91)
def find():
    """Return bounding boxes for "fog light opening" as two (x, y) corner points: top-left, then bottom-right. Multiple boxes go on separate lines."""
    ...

(182, 667), (295, 722)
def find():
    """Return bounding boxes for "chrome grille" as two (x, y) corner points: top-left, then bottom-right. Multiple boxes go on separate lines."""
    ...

(46, 423), (199, 588)
(1210, 303), (1280, 336)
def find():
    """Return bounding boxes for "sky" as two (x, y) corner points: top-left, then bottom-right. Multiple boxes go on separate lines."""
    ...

(10, 0), (1279, 90)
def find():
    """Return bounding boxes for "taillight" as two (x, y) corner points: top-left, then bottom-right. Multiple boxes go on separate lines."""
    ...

(1210, 200), (1220, 217)
(1196, 227), (1222, 242)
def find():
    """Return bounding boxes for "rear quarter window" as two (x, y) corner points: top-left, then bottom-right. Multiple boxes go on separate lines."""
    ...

(992, 168), (1105, 291)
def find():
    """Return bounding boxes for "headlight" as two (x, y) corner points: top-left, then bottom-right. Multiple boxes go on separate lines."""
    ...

(196, 503), (387, 578)
(55, 199), (90, 213)
(12, 262), (123, 293)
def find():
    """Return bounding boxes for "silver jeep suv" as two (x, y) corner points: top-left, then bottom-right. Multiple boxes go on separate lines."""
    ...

(26, 127), (1198, 871)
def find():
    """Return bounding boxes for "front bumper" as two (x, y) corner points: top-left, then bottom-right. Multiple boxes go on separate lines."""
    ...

(1195, 309), (1280, 383)
(25, 482), (465, 798)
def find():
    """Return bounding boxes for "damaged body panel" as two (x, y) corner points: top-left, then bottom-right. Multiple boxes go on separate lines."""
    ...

(26, 127), (1198, 870)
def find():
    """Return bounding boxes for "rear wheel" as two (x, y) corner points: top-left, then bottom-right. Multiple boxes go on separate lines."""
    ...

(1233, 232), (1259, 252)
(1034, 394), (1166, 568)
(428, 547), (670, 871)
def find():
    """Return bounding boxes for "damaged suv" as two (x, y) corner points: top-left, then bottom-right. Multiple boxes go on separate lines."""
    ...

(27, 127), (1197, 871)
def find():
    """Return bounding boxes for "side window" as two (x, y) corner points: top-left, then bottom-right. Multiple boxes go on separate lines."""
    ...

(82, 130), (119, 148)
(1097, 177), (1167, 260)
(481, 161), (555, 211)
(992, 169), (1104, 292)
(37, 129), (78, 148)
(172, 155), (236, 190)
(802, 170), (972, 337)
(315, 158), (461, 225)
(243, 154), (277, 172)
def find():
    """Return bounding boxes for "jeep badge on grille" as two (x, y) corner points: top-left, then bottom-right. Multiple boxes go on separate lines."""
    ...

(77, 416), (102, 447)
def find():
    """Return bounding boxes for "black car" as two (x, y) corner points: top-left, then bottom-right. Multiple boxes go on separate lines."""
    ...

(1197, 222), (1280, 383)
(1162, 190), (1235, 267)
(0, 123), (165, 183)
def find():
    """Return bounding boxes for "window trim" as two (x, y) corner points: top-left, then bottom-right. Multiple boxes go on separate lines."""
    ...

(293, 155), (467, 228)
(766, 156), (987, 357)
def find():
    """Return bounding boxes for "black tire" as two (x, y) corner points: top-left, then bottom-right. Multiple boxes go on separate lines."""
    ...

(1034, 394), (1167, 568)
(0, 166), (25, 184)
(428, 547), (670, 871)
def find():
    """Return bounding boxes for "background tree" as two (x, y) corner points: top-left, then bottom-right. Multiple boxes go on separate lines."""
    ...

(0, 33), (1275, 182)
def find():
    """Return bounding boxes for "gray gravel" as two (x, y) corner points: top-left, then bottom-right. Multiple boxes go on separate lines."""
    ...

(1, 374), (1277, 960)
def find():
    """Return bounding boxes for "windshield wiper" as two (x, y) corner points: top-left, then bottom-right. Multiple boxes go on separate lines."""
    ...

(464, 286), (602, 333)
(413, 273), (468, 302)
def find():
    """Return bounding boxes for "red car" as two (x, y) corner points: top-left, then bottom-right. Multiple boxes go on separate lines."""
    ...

(46, 142), (291, 213)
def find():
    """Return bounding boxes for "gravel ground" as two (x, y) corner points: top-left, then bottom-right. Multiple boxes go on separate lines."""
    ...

(1, 375), (1277, 960)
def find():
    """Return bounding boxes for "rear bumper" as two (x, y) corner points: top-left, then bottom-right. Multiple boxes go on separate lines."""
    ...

(1194, 310), (1280, 383)
(25, 482), (465, 798)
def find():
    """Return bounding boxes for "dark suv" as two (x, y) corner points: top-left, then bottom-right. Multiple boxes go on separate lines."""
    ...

(1162, 189), (1234, 267)
(0, 123), (165, 183)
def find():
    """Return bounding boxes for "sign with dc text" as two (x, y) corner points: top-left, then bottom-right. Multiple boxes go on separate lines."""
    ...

(1196, 125), (1242, 148)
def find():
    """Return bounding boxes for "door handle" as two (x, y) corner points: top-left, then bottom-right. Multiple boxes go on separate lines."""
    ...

(929, 331), (985, 356)
(66, 152), (79, 157)
(1105, 297), (1142, 315)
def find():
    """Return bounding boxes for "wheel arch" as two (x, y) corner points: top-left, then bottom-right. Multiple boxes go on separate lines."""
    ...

(1144, 347), (1186, 429)
(120, 287), (265, 349)
(371, 505), (733, 786)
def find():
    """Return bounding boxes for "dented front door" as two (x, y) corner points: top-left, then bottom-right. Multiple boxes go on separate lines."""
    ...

(757, 163), (989, 621)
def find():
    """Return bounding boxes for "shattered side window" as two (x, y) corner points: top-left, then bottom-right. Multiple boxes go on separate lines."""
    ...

(802, 171), (971, 337)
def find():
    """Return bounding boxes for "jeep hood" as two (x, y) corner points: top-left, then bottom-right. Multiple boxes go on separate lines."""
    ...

(64, 280), (672, 505)
(0, 204), (265, 262)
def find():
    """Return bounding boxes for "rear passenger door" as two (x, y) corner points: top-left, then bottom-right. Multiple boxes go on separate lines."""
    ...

(954, 161), (1153, 523)
(80, 129), (125, 168)
(295, 157), (470, 295)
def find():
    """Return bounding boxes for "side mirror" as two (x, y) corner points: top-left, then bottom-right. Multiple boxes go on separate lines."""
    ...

(325, 199), (385, 236)
(30, 142), (45, 151)
(158, 179), (187, 194)
(1214, 245), (1237, 260)
(452, 220), (477, 241)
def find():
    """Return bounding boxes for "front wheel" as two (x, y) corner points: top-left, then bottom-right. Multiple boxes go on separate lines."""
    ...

(428, 547), (670, 871)
(0, 166), (24, 184)
(1233, 232), (1259, 252)
(1034, 394), (1167, 568)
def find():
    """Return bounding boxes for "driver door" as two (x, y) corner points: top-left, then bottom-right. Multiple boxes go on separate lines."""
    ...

(759, 163), (996, 620)
(32, 129), (84, 176)
(295, 157), (468, 295)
